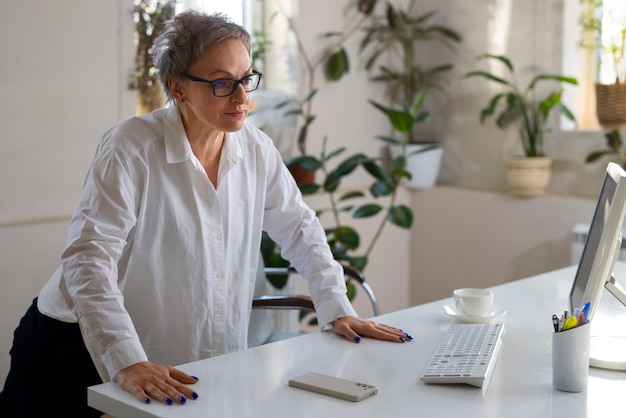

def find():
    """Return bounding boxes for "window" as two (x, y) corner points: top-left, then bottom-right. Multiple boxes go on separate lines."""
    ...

(562, 0), (625, 130)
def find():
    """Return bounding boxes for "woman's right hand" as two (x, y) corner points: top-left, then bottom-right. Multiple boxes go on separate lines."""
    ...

(114, 361), (199, 405)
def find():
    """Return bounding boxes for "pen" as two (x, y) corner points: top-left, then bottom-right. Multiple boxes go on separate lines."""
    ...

(552, 314), (559, 332)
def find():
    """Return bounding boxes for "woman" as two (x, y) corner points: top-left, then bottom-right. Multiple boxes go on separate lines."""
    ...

(0, 10), (411, 417)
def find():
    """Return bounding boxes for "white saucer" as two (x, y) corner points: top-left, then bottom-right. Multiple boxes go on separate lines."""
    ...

(442, 303), (506, 323)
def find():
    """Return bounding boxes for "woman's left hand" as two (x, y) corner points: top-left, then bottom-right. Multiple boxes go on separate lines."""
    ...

(332, 316), (413, 343)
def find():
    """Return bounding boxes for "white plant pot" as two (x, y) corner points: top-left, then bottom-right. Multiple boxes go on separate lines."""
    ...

(390, 143), (443, 189)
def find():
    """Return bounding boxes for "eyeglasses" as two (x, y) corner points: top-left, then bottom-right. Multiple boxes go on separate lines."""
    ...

(182, 70), (262, 97)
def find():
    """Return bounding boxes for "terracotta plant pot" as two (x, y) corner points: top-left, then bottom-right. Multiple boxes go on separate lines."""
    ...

(506, 156), (553, 197)
(287, 163), (315, 185)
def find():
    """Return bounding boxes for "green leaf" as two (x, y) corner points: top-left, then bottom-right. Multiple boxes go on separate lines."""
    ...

(464, 70), (512, 87)
(556, 102), (576, 123)
(302, 88), (318, 103)
(370, 179), (393, 197)
(336, 226), (360, 250)
(387, 205), (413, 228)
(323, 147), (346, 162)
(586, 150), (613, 163)
(476, 54), (514, 73)
(353, 204), (383, 218)
(375, 134), (403, 145)
(339, 191), (365, 201)
(298, 183), (320, 195)
(361, 159), (388, 181)
(325, 48), (350, 81)
(527, 74), (578, 91)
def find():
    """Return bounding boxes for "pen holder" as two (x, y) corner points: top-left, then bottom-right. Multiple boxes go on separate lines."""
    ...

(552, 321), (590, 392)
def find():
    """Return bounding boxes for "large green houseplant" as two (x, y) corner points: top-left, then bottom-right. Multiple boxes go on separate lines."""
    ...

(358, 0), (462, 188)
(464, 54), (578, 196)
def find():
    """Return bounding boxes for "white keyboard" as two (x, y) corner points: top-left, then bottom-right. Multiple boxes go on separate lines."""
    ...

(420, 323), (504, 388)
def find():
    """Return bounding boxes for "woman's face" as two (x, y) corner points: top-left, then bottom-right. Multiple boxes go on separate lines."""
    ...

(174, 38), (253, 136)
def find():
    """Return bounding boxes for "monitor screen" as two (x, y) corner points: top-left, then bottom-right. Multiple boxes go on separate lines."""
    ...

(569, 162), (626, 321)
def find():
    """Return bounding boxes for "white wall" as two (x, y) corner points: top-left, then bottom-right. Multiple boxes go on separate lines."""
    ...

(408, 187), (596, 305)
(0, 0), (135, 385)
(0, 0), (609, 386)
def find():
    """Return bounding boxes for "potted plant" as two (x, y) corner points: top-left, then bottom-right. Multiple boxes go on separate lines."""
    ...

(578, 0), (626, 128)
(131, 0), (176, 114)
(359, 0), (462, 188)
(464, 54), (578, 196)
(585, 129), (626, 169)
(269, 0), (376, 184)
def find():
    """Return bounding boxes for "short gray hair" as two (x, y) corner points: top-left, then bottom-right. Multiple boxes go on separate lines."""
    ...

(152, 10), (252, 103)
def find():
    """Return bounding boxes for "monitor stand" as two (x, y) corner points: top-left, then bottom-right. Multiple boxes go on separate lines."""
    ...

(590, 276), (626, 370)
(590, 336), (626, 370)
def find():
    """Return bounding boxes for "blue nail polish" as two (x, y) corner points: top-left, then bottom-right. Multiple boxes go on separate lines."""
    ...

(191, 392), (199, 399)
(179, 396), (187, 403)
(399, 337), (406, 343)
(165, 397), (173, 405)
(144, 397), (151, 404)
(191, 375), (199, 381)
(405, 333), (414, 340)
(353, 336), (361, 343)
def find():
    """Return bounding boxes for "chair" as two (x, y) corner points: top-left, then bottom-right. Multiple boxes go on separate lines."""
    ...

(254, 264), (380, 316)
(248, 263), (381, 347)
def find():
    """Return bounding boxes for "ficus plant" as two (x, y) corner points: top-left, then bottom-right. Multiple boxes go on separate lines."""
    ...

(261, 90), (431, 287)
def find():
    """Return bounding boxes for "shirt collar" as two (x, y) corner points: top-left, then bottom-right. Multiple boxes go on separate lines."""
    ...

(162, 105), (243, 171)
(163, 106), (192, 164)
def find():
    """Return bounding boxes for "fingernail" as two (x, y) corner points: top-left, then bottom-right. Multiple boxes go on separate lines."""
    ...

(399, 337), (406, 343)
(191, 375), (199, 381)
(165, 397), (173, 405)
(179, 396), (187, 403)
(353, 336), (361, 343)
(404, 333), (414, 340)
(191, 392), (199, 399)
(144, 397), (151, 404)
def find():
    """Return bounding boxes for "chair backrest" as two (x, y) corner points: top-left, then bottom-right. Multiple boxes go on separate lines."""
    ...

(248, 261), (381, 347)
(257, 264), (380, 316)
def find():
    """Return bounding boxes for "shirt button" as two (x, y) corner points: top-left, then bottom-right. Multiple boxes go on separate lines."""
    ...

(216, 271), (223, 279)
(215, 233), (222, 241)
(216, 307), (224, 315)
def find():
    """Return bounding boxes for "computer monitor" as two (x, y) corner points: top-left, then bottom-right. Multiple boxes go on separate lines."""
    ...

(569, 162), (626, 370)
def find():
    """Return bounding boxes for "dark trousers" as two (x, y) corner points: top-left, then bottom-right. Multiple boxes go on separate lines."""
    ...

(0, 298), (103, 418)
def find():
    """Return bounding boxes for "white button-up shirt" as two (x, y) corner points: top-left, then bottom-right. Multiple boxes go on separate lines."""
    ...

(37, 106), (356, 382)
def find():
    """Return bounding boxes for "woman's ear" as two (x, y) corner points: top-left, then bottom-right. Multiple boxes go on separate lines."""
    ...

(168, 77), (185, 103)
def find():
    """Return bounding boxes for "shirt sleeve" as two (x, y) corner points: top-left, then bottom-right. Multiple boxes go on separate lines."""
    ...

(261, 145), (357, 327)
(60, 144), (147, 381)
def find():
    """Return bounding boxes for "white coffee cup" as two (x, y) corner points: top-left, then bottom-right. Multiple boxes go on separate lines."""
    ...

(453, 288), (494, 317)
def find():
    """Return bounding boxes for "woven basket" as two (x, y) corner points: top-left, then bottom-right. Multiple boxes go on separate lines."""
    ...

(595, 83), (626, 129)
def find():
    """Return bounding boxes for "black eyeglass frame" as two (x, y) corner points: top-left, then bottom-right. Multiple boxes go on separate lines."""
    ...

(182, 70), (262, 97)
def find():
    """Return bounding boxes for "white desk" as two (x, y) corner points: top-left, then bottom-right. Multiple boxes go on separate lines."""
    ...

(88, 264), (626, 418)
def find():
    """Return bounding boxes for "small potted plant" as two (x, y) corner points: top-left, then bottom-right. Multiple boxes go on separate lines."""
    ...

(359, 0), (462, 188)
(464, 54), (578, 196)
(585, 129), (626, 169)
(578, 0), (626, 128)
(131, 0), (176, 114)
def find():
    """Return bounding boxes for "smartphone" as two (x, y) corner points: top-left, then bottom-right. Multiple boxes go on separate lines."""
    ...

(288, 372), (378, 402)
